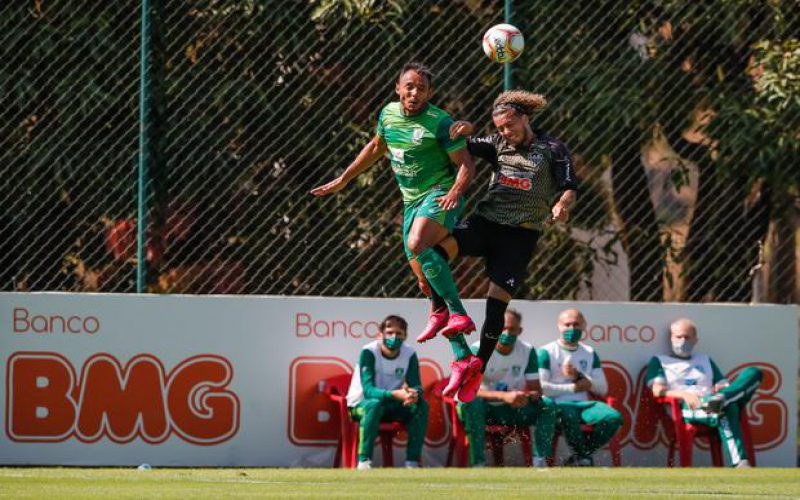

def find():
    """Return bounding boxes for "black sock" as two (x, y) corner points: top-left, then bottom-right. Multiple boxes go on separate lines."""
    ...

(429, 245), (450, 312)
(430, 290), (447, 312)
(477, 297), (508, 372)
(432, 244), (449, 261)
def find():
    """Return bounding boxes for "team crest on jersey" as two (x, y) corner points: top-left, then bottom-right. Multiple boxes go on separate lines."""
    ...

(579, 359), (588, 371)
(395, 367), (405, 378)
(695, 365), (705, 373)
(512, 366), (521, 377)
(412, 127), (425, 145)
(529, 151), (545, 165)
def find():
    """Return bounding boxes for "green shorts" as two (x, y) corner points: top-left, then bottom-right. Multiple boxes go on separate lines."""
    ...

(402, 187), (465, 260)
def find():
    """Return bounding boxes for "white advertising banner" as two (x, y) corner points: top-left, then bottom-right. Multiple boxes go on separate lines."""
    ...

(0, 293), (796, 467)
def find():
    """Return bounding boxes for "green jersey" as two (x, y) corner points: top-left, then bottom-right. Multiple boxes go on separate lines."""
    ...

(376, 102), (466, 204)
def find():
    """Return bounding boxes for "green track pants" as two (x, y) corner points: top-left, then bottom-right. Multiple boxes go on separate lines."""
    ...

(682, 366), (763, 466)
(350, 398), (429, 462)
(555, 400), (623, 461)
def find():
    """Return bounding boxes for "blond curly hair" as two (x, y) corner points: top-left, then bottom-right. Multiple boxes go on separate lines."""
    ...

(492, 90), (547, 116)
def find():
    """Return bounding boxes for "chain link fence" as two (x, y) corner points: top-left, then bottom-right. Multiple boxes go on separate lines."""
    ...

(2, 0), (798, 303)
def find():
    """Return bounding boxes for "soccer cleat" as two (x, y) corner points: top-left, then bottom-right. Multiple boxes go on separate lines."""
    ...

(356, 460), (372, 470)
(455, 358), (484, 403)
(533, 457), (548, 469)
(736, 459), (752, 469)
(437, 313), (476, 339)
(416, 307), (449, 343)
(404, 460), (421, 469)
(442, 355), (483, 399)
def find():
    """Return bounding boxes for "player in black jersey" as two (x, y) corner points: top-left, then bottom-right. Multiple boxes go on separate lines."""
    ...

(416, 90), (579, 375)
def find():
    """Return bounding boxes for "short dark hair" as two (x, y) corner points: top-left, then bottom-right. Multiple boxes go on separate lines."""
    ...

(380, 315), (408, 332)
(398, 62), (433, 86)
(506, 307), (522, 324)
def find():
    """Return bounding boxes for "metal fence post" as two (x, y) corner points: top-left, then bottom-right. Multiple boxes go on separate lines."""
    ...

(138, 0), (167, 293)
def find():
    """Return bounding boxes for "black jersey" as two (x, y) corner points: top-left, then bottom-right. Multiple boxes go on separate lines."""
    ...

(467, 129), (579, 229)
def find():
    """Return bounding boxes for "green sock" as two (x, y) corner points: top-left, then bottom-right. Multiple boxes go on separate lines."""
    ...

(449, 333), (471, 361)
(416, 247), (467, 315)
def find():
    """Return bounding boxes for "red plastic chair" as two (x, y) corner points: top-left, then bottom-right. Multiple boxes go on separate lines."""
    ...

(318, 374), (406, 468)
(655, 396), (756, 467)
(441, 381), (533, 467)
(547, 396), (623, 467)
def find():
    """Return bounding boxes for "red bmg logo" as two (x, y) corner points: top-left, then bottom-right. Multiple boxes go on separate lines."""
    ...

(5, 352), (240, 445)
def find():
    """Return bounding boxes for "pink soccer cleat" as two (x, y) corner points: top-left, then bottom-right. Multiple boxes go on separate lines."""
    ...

(442, 355), (483, 399)
(455, 359), (484, 403)
(416, 307), (449, 343)
(437, 313), (476, 339)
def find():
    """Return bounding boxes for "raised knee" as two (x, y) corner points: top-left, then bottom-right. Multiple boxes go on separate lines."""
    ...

(749, 367), (764, 383)
(606, 410), (624, 429)
(407, 236), (426, 256)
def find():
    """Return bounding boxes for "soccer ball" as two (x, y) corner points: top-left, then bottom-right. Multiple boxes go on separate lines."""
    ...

(482, 24), (524, 64)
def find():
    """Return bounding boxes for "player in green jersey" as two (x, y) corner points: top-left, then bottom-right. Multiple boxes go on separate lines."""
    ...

(311, 62), (483, 402)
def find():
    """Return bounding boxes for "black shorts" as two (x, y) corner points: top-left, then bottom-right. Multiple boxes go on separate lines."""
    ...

(453, 215), (540, 295)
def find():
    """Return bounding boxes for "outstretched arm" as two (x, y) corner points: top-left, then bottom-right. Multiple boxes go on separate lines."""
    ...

(310, 135), (387, 196)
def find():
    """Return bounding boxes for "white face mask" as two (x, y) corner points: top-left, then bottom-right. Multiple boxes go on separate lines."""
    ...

(671, 338), (695, 358)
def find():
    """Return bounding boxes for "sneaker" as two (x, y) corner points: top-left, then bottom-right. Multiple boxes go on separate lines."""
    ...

(471, 461), (487, 468)
(455, 357), (484, 403)
(442, 355), (483, 400)
(416, 307), (449, 343)
(404, 460), (421, 469)
(437, 313), (476, 339)
(701, 394), (725, 414)
(736, 459), (752, 469)
(356, 460), (372, 470)
(533, 457), (548, 469)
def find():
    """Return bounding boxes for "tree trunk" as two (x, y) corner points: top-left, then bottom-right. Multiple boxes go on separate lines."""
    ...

(610, 138), (664, 301)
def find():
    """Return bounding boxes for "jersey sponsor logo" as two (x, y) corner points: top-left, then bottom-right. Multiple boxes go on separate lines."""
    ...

(497, 172), (532, 191)
(389, 147), (405, 165)
(506, 278), (515, 288)
(412, 127), (425, 145)
(393, 166), (419, 178)
(528, 151), (545, 165)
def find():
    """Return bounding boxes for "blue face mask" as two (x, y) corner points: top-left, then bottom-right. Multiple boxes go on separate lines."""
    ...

(498, 332), (517, 346)
(383, 336), (403, 351)
(562, 328), (583, 343)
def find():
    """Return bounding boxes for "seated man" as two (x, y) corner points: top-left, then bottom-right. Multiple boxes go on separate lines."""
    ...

(538, 308), (623, 466)
(459, 308), (557, 468)
(345, 315), (429, 470)
(646, 318), (763, 468)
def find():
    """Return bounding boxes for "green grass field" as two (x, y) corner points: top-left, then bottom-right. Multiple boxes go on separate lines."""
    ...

(1, 468), (799, 499)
